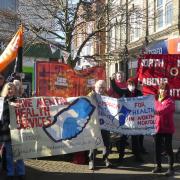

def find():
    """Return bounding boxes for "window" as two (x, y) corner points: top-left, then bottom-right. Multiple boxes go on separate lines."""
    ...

(157, 8), (163, 28)
(156, 0), (173, 31)
(0, 0), (17, 11)
(157, 0), (163, 7)
(130, 13), (142, 42)
(165, 1), (173, 25)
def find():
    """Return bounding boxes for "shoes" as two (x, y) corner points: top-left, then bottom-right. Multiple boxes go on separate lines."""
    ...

(104, 159), (112, 168)
(165, 169), (174, 176)
(88, 161), (94, 170)
(152, 166), (162, 173)
(18, 175), (26, 180)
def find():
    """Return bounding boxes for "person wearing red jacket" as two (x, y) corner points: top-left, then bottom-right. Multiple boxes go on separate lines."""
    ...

(108, 72), (130, 162)
(152, 82), (175, 176)
(108, 71), (127, 98)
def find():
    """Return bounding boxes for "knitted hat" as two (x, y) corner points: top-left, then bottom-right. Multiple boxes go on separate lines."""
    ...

(127, 77), (138, 86)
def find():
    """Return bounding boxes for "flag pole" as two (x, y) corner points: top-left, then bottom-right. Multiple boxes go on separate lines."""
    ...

(16, 24), (23, 73)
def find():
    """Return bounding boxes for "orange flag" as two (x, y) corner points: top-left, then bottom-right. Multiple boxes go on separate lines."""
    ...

(0, 25), (23, 72)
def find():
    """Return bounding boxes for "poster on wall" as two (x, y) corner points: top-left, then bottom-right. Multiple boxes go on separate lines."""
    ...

(35, 61), (106, 97)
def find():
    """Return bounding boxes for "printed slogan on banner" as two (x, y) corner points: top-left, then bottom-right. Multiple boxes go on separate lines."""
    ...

(97, 95), (155, 135)
(9, 96), (104, 160)
(137, 54), (180, 99)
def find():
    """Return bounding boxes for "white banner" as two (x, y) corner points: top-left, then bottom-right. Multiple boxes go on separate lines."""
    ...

(9, 96), (104, 160)
(97, 95), (155, 135)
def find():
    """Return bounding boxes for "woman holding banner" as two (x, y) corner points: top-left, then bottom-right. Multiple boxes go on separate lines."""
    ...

(152, 82), (175, 176)
(0, 82), (25, 180)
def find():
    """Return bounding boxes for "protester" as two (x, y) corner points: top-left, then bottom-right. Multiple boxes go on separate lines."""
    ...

(111, 77), (146, 163)
(88, 80), (112, 170)
(152, 82), (175, 176)
(13, 79), (25, 98)
(0, 82), (25, 180)
(108, 71), (129, 162)
(108, 71), (127, 98)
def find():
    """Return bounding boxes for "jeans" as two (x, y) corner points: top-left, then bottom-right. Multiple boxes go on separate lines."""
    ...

(5, 142), (25, 176)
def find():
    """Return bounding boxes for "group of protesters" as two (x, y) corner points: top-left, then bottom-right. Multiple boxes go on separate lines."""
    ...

(0, 70), (176, 179)
(86, 71), (175, 177)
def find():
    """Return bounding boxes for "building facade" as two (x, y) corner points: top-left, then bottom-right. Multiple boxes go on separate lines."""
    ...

(73, 0), (106, 69)
(107, 0), (180, 79)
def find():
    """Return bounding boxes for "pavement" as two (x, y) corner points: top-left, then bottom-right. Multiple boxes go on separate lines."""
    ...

(1, 114), (180, 180)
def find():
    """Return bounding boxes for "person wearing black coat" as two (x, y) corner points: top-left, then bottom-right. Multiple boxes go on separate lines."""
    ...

(0, 82), (25, 180)
(111, 77), (147, 163)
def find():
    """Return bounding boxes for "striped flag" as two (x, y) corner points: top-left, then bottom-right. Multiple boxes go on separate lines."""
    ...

(0, 25), (23, 72)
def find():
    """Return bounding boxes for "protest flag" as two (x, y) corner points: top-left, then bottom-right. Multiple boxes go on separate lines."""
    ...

(0, 25), (23, 72)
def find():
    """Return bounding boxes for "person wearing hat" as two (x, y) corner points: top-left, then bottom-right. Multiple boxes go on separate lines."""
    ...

(152, 82), (175, 176)
(111, 77), (146, 163)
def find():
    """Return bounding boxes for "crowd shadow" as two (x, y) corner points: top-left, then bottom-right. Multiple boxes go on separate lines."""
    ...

(19, 165), (180, 180)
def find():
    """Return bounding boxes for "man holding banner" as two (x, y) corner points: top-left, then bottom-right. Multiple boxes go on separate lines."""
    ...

(108, 72), (129, 163)
(111, 77), (146, 163)
(88, 80), (112, 170)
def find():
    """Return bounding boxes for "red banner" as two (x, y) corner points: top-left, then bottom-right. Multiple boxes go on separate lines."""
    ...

(137, 54), (180, 100)
(36, 61), (106, 97)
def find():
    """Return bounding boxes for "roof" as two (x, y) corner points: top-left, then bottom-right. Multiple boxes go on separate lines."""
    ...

(24, 43), (61, 59)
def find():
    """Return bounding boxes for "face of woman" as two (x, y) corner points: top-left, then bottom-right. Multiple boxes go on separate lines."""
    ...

(7, 85), (15, 97)
(159, 88), (167, 97)
(116, 73), (123, 82)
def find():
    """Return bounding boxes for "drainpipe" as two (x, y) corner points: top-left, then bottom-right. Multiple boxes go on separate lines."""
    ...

(145, 0), (149, 46)
(124, 0), (129, 80)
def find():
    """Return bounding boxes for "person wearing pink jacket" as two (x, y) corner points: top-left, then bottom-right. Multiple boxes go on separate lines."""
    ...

(152, 82), (175, 176)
